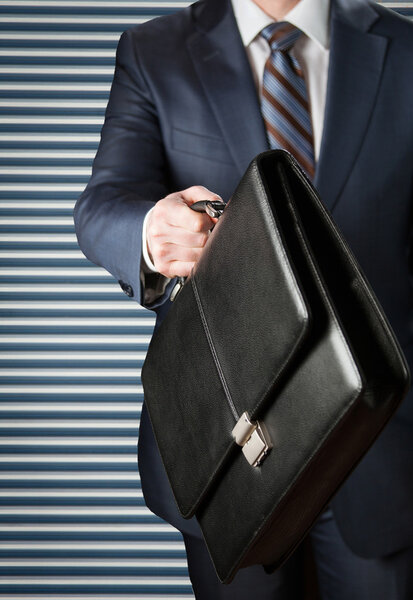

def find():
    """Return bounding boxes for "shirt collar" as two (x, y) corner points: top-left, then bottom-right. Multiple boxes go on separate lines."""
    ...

(231, 0), (330, 50)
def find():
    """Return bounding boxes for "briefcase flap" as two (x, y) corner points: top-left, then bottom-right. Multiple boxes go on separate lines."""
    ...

(142, 156), (314, 518)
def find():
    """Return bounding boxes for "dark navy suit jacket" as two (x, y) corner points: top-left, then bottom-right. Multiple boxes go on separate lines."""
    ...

(74, 0), (413, 558)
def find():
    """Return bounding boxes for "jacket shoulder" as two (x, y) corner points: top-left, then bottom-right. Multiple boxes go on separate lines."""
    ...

(125, 3), (196, 48)
(371, 1), (413, 46)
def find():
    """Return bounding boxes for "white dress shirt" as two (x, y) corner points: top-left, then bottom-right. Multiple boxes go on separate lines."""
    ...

(141, 0), (331, 299)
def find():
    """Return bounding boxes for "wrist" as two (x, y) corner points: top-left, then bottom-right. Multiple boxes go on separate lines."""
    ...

(142, 206), (158, 273)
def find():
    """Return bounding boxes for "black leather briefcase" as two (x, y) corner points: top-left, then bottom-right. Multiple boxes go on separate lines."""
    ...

(141, 150), (410, 583)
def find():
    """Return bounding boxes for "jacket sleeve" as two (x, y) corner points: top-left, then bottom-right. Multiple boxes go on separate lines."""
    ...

(73, 27), (175, 309)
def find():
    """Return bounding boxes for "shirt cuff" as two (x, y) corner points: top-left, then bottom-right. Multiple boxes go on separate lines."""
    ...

(140, 206), (172, 307)
(141, 206), (158, 273)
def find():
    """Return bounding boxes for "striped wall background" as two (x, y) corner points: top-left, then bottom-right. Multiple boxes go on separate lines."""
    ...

(0, 1), (412, 599)
(0, 1), (194, 598)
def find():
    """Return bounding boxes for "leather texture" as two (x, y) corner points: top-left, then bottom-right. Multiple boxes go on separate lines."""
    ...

(141, 150), (410, 583)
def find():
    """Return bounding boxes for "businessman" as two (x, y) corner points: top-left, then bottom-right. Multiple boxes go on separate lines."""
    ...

(74, 0), (413, 597)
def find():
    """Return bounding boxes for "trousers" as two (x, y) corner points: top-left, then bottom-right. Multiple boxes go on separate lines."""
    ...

(182, 507), (413, 600)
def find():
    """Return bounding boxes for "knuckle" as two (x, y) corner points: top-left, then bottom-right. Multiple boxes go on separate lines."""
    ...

(149, 209), (163, 230)
(157, 244), (169, 259)
(167, 194), (181, 206)
(156, 259), (168, 274)
(199, 232), (209, 246)
(177, 264), (191, 278)
(187, 250), (200, 265)
(184, 250), (195, 263)
(162, 192), (176, 203)
(152, 201), (164, 215)
(190, 217), (204, 233)
(187, 185), (207, 194)
(148, 224), (160, 238)
(150, 241), (162, 259)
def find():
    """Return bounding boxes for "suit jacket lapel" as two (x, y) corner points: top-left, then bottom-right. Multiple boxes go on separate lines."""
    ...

(315, 0), (388, 212)
(187, 0), (268, 177)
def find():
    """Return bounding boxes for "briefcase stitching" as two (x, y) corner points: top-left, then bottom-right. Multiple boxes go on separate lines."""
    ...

(191, 275), (239, 421)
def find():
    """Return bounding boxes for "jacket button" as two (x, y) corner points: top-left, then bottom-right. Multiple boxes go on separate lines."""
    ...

(118, 280), (134, 298)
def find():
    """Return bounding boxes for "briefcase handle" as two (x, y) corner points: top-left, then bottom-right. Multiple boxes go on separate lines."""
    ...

(190, 199), (226, 218)
(169, 199), (226, 301)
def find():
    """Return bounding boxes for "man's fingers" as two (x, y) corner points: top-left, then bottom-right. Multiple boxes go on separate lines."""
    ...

(165, 186), (222, 230)
(166, 202), (214, 232)
(153, 226), (209, 248)
(151, 243), (203, 270)
(146, 186), (223, 278)
(180, 185), (223, 207)
(164, 261), (196, 278)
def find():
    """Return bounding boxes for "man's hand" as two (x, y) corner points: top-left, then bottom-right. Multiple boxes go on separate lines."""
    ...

(146, 186), (222, 278)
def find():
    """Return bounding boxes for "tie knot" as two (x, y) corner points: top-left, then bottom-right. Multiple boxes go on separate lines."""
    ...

(261, 22), (302, 53)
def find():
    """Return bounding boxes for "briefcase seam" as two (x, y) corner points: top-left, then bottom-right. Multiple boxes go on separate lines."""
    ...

(191, 274), (239, 421)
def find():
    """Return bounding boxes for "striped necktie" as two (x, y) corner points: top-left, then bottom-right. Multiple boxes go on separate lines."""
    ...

(261, 22), (315, 179)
